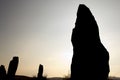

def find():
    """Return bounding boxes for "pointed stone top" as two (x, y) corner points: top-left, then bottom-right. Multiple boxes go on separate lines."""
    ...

(77, 4), (92, 18)
(74, 4), (100, 43)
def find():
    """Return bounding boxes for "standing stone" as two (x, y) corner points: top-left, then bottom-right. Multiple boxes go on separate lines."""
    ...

(7, 56), (19, 80)
(0, 65), (6, 80)
(70, 4), (110, 80)
(37, 64), (43, 80)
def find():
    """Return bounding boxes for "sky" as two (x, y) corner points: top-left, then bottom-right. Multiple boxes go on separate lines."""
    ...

(0, 0), (120, 78)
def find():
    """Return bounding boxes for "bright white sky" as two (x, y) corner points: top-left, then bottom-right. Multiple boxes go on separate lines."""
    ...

(0, 0), (120, 78)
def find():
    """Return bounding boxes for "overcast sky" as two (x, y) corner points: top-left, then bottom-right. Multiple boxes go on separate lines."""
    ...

(0, 0), (120, 77)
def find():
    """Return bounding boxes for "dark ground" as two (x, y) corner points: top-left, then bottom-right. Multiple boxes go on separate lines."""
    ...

(15, 75), (120, 80)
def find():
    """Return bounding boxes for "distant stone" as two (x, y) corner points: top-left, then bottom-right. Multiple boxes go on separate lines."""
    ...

(7, 56), (19, 80)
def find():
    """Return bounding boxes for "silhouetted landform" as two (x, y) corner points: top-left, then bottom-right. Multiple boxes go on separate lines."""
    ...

(15, 76), (64, 80)
(109, 77), (120, 80)
(15, 75), (35, 80)
(64, 76), (120, 80)
(70, 4), (110, 80)
(14, 76), (120, 80)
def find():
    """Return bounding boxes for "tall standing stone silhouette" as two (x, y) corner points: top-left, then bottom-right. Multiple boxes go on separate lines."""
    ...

(7, 56), (19, 80)
(70, 4), (110, 80)
(37, 64), (43, 80)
